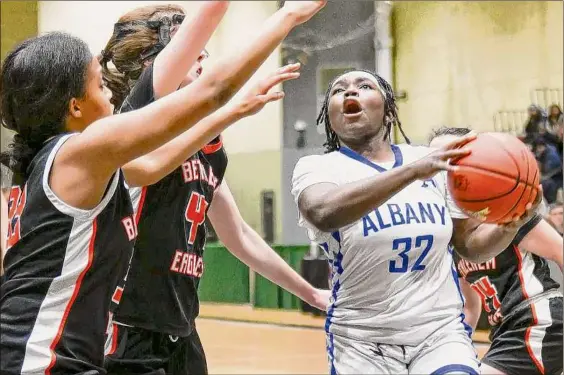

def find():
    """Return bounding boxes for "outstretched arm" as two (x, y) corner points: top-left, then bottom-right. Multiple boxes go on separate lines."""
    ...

(152, 1), (230, 98)
(519, 218), (563, 270)
(51, 1), (327, 210)
(208, 180), (329, 310)
(123, 63), (301, 187)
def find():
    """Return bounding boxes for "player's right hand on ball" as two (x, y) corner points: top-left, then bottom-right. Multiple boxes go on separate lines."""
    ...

(233, 63), (301, 118)
(499, 184), (543, 231)
(413, 133), (477, 180)
(281, 0), (327, 26)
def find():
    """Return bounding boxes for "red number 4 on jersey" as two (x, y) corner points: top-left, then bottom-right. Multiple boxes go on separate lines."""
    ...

(184, 192), (208, 245)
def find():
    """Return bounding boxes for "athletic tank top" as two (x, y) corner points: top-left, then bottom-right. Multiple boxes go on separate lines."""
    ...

(1, 134), (135, 374)
(454, 215), (561, 336)
(111, 65), (228, 336)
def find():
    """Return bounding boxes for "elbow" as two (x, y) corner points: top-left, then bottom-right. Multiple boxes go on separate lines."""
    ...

(303, 204), (337, 233)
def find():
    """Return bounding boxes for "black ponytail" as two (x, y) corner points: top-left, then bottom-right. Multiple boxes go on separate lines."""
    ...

(0, 32), (92, 182)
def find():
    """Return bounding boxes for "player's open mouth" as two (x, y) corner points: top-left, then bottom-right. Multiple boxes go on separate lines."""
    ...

(343, 98), (363, 118)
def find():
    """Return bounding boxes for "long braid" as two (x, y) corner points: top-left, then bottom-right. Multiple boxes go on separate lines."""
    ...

(317, 69), (410, 153)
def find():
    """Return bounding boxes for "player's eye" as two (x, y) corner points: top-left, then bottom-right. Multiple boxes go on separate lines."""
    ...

(359, 84), (373, 90)
(332, 87), (344, 95)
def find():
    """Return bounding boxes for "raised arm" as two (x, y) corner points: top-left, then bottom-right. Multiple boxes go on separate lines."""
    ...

(297, 136), (473, 232)
(152, 1), (229, 98)
(123, 63), (301, 187)
(52, 1), (326, 209)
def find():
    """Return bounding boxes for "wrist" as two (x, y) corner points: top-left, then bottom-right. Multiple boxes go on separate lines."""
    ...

(276, 7), (302, 28)
(402, 163), (421, 181)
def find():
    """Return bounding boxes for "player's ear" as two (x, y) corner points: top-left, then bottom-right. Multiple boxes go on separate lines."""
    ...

(68, 98), (83, 119)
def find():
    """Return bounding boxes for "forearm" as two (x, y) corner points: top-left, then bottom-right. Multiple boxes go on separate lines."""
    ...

(153, 1), (229, 97)
(463, 305), (481, 331)
(304, 164), (419, 232)
(210, 10), (296, 96)
(454, 222), (518, 264)
(123, 105), (240, 187)
(224, 223), (317, 304)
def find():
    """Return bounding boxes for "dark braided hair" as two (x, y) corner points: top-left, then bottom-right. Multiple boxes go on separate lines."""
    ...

(428, 126), (471, 143)
(317, 69), (410, 153)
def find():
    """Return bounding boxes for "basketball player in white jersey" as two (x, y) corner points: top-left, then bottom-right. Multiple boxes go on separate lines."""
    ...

(291, 69), (541, 374)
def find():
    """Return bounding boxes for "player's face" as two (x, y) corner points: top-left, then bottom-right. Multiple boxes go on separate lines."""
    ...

(549, 206), (563, 232)
(327, 71), (386, 144)
(168, 18), (209, 89)
(68, 58), (113, 131)
(179, 50), (209, 88)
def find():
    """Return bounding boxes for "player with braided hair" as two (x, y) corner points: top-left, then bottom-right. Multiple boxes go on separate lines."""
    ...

(291, 69), (541, 374)
(317, 69), (410, 152)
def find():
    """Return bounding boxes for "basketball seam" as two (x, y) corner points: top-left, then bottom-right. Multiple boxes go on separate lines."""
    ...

(497, 148), (533, 222)
(454, 137), (538, 223)
(453, 166), (520, 202)
(456, 133), (526, 183)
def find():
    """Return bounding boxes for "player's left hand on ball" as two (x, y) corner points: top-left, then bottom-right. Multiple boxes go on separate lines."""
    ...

(500, 184), (543, 231)
(234, 63), (301, 118)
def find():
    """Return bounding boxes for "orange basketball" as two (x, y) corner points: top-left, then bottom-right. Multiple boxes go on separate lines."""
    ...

(447, 132), (539, 224)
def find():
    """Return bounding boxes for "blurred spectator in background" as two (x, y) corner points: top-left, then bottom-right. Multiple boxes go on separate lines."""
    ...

(523, 104), (548, 143)
(533, 136), (563, 203)
(545, 104), (564, 156)
(548, 104), (564, 128)
(546, 203), (563, 235)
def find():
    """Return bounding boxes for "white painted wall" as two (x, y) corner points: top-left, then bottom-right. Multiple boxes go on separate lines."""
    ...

(38, 0), (282, 154)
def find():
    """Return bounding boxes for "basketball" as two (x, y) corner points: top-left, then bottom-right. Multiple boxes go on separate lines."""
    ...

(447, 132), (540, 224)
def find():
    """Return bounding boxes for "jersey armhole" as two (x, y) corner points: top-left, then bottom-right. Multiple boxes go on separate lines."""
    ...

(42, 134), (120, 221)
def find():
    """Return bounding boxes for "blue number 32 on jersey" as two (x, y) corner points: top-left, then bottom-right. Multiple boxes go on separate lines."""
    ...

(389, 235), (434, 273)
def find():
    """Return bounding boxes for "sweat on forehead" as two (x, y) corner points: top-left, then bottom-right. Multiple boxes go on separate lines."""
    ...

(331, 70), (387, 98)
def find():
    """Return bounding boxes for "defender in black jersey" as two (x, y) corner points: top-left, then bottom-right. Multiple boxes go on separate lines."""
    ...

(455, 215), (563, 375)
(430, 128), (563, 375)
(1, 11), (323, 372)
(102, 4), (330, 375)
(105, 64), (228, 374)
(1, 135), (135, 375)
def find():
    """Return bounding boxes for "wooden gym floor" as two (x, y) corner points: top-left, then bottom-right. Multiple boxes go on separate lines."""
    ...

(197, 303), (490, 374)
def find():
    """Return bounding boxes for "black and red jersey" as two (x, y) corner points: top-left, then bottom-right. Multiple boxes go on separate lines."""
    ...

(1, 134), (135, 374)
(110, 65), (228, 337)
(454, 215), (560, 336)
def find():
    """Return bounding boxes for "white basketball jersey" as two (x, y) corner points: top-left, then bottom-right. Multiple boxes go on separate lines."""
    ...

(292, 144), (471, 346)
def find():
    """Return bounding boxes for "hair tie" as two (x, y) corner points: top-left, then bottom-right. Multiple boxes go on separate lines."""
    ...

(100, 49), (113, 63)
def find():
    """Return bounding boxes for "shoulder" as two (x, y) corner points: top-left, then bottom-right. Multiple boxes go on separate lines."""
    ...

(397, 143), (434, 160)
(293, 152), (340, 176)
(119, 65), (155, 113)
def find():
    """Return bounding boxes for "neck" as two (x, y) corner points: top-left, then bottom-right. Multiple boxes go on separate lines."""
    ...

(341, 129), (393, 163)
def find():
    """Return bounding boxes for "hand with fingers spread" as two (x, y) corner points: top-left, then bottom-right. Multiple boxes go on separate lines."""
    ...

(498, 184), (544, 231)
(412, 133), (477, 180)
(233, 62), (301, 118)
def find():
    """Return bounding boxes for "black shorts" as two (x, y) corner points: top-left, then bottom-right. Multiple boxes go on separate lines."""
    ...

(483, 295), (563, 375)
(104, 324), (207, 375)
